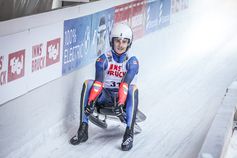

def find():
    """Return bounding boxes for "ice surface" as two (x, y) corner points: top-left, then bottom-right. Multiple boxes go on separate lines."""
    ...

(225, 130), (237, 158)
(4, 0), (237, 158)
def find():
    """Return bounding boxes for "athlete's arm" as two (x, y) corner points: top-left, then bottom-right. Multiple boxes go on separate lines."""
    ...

(123, 56), (139, 84)
(118, 56), (139, 105)
(87, 54), (108, 104)
(95, 54), (108, 82)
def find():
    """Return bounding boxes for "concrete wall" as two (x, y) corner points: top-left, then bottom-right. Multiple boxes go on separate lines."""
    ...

(198, 82), (237, 158)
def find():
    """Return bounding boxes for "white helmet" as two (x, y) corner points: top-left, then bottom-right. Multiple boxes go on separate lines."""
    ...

(109, 23), (133, 49)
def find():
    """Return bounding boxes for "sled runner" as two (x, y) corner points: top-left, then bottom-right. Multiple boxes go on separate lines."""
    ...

(89, 105), (146, 134)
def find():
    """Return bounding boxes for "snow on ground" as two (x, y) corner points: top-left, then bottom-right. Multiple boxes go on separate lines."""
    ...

(225, 130), (237, 158)
(9, 0), (237, 158)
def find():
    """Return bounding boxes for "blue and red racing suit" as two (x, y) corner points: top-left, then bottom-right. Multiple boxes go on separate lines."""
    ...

(80, 49), (139, 129)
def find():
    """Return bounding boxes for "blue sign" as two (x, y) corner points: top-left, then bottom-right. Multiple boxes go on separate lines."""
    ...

(63, 15), (92, 75)
(145, 0), (160, 34)
(158, 0), (171, 29)
(90, 8), (115, 57)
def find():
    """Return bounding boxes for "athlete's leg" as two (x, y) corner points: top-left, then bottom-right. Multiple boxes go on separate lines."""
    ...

(121, 84), (138, 151)
(125, 84), (138, 129)
(80, 79), (94, 124)
(70, 79), (94, 145)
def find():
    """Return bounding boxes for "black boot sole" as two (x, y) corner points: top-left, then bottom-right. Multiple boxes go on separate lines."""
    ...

(70, 135), (88, 145)
(121, 144), (133, 151)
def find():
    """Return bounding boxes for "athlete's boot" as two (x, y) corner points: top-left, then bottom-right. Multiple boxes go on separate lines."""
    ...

(121, 127), (134, 151)
(70, 122), (88, 145)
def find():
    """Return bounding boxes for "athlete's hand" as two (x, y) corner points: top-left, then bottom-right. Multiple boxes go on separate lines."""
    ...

(114, 103), (126, 123)
(85, 101), (95, 116)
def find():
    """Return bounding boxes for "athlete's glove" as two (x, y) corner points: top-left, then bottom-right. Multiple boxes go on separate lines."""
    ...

(85, 101), (95, 116)
(114, 103), (126, 123)
(115, 82), (129, 123)
(114, 103), (123, 116)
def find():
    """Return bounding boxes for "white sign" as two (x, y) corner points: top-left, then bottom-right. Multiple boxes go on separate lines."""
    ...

(0, 32), (28, 104)
(0, 22), (64, 105)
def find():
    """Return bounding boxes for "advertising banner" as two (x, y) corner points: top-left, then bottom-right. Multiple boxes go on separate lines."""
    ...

(130, 0), (146, 40)
(0, 31), (28, 105)
(63, 15), (92, 75)
(0, 22), (63, 104)
(182, 0), (189, 10)
(114, 2), (133, 25)
(91, 8), (115, 57)
(158, 0), (171, 29)
(0, 0), (181, 105)
(172, 0), (189, 14)
(145, 0), (160, 34)
(28, 22), (63, 90)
